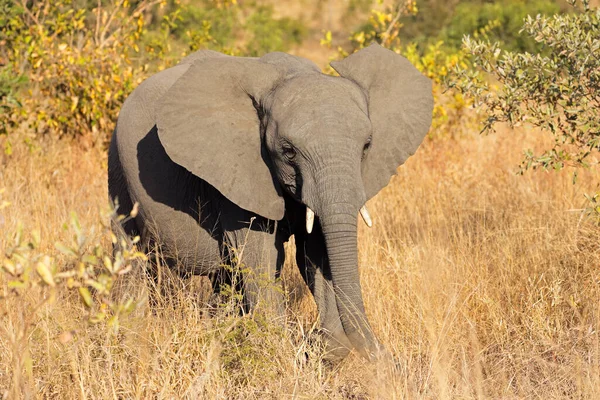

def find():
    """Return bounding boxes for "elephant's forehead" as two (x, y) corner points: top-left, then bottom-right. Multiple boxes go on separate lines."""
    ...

(271, 75), (370, 136)
(278, 105), (371, 140)
(272, 74), (367, 112)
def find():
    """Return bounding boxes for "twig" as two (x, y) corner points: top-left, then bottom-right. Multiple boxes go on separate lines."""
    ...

(95, 0), (102, 45)
(99, 0), (164, 49)
(382, 3), (404, 45)
(19, 0), (41, 27)
(99, 0), (125, 48)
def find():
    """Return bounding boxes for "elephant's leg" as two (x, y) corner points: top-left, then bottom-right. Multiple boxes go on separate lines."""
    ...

(295, 219), (352, 360)
(108, 131), (139, 238)
(224, 219), (285, 316)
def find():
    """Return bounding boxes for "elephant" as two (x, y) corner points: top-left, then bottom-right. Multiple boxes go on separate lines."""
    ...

(108, 43), (433, 361)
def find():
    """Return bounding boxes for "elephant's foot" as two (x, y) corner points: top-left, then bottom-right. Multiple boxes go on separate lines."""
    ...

(319, 326), (352, 362)
(323, 342), (351, 362)
(325, 328), (390, 363)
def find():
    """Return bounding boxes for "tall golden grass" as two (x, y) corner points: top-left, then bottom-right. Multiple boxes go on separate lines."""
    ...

(1, 125), (599, 398)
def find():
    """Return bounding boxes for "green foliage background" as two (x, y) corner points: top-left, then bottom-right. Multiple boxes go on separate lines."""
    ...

(400, 0), (564, 52)
(0, 0), (307, 147)
(0, 0), (595, 159)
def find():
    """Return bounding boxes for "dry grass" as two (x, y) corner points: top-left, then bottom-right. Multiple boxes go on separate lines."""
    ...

(1, 126), (600, 399)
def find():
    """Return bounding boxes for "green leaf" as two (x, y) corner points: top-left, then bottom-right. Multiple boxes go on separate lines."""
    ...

(8, 280), (26, 289)
(78, 287), (93, 308)
(55, 242), (77, 257)
(36, 257), (56, 287)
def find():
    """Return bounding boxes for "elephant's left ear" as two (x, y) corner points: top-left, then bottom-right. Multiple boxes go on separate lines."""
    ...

(156, 57), (285, 221)
(331, 43), (433, 201)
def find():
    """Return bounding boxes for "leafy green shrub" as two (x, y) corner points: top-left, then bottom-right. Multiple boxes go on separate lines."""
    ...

(0, 0), (168, 145)
(0, 0), (306, 148)
(449, 0), (599, 174)
(399, 0), (563, 53)
(0, 67), (26, 151)
(449, 0), (599, 217)
(179, 1), (306, 56)
(172, 0), (241, 54)
(244, 6), (305, 56)
(441, 0), (561, 53)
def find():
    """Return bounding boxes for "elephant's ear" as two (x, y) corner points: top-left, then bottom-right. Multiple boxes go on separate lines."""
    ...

(331, 43), (433, 200)
(156, 57), (285, 220)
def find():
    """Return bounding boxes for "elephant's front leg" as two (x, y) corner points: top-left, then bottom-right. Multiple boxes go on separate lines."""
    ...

(295, 219), (353, 360)
(224, 219), (285, 316)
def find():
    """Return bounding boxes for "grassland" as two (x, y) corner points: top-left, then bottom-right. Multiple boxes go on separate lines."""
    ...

(1, 122), (599, 398)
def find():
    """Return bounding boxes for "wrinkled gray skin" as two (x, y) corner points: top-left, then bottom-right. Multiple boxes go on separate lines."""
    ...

(108, 44), (433, 361)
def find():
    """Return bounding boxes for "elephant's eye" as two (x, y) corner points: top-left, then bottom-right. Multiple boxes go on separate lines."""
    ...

(362, 136), (372, 159)
(282, 144), (296, 161)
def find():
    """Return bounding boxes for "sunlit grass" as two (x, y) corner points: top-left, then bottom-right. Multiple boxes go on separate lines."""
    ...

(1, 127), (599, 398)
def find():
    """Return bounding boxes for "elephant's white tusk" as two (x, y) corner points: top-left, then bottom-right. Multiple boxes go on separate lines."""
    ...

(359, 206), (373, 228)
(306, 207), (315, 234)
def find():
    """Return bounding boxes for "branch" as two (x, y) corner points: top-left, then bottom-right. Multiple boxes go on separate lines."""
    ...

(99, 0), (125, 48)
(95, 0), (102, 45)
(19, 0), (41, 27)
(382, 3), (404, 45)
(99, 0), (164, 49)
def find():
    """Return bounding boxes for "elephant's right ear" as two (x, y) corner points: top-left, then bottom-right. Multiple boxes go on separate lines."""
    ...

(156, 58), (285, 221)
(331, 44), (433, 201)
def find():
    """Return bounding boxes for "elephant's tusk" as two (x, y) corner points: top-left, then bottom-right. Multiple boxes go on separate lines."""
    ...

(306, 207), (315, 234)
(359, 206), (373, 227)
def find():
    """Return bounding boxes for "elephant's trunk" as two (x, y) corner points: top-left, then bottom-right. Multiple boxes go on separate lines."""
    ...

(318, 204), (379, 359)
(305, 145), (380, 359)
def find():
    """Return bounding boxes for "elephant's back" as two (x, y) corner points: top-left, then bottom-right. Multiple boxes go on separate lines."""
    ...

(112, 61), (223, 275)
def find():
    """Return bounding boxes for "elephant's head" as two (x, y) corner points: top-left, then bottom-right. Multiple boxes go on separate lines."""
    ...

(156, 44), (433, 359)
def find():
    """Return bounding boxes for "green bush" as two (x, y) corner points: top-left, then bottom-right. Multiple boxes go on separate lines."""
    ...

(0, 0), (162, 146)
(443, 0), (561, 53)
(449, 0), (599, 216)
(399, 0), (563, 53)
(244, 6), (305, 56)
(0, 0), (306, 148)
(172, 1), (306, 56)
(450, 0), (599, 173)
(172, 0), (240, 53)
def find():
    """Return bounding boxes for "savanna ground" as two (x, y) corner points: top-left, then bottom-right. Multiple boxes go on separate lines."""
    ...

(2, 126), (599, 398)
(2, 0), (600, 398)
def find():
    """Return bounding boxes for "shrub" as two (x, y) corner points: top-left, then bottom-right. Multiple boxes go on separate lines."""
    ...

(0, 0), (306, 148)
(180, 1), (306, 56)
(442, 0), (561, 53)
(448, 0), (599, 218)
(397, 0), (563, 53)
(0, 199), (145, 397)
(449, 0), (599, 175)
(244, 5), (306, 56)
(0, 0), (169, 146)
(172, 0), (241, 54)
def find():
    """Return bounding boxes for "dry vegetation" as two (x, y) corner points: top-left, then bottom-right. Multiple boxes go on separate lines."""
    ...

(2, 0), (600, 398)
(1, 125), (599, 398)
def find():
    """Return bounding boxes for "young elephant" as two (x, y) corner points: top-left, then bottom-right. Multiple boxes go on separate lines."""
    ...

(108, 43), (433, 360)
